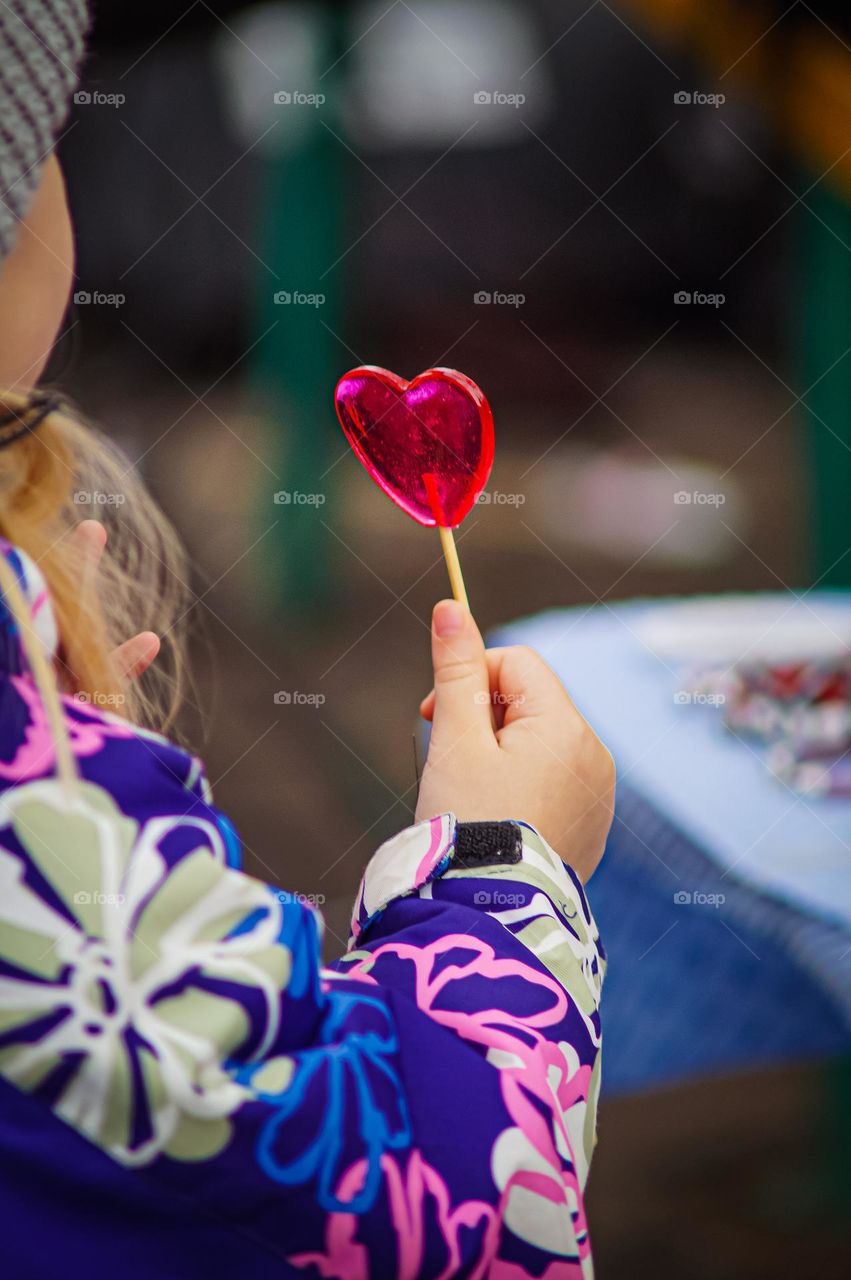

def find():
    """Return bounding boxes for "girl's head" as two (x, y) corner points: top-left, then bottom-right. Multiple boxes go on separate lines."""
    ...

(0, 2), (87, 391)
(0, 156), (75, 394)
(0, 3), (190, 733)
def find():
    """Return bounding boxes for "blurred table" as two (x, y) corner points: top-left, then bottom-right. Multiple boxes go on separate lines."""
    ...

(495, 596), (851, 1093)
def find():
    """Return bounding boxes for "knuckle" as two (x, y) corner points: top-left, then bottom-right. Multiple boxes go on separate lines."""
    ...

(435, 657), (478, 687)
(505, 645), (548, 689)
(600, 742), (616, 791)
(588, 735), (616, 794)
(567, 723), (614, 787)
(511, 644), (544, 671)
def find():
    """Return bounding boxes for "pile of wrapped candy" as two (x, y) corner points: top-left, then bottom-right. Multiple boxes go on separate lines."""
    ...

(687, 657), (851, 796)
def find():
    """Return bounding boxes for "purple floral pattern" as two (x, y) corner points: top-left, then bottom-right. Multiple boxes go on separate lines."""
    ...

(0, 542), (604, 1277)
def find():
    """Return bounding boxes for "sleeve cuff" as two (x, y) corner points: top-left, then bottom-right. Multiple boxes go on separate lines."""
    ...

(350, 813), (457, 945)
(349, 815), (579, 947)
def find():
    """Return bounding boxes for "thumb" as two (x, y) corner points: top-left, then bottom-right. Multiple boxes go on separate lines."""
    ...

(430, 600), (493, 739)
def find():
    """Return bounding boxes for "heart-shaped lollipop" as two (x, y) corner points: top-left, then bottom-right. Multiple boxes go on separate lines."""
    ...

(334, 365), (495, 607)
(334, 366), (494, 529)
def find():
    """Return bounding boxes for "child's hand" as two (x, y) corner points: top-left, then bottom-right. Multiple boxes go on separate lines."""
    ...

(416, 601), (615, 882)
(66, 520), (160, 686)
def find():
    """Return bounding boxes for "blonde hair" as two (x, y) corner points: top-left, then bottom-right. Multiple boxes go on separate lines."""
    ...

(0, 390), (191, 737)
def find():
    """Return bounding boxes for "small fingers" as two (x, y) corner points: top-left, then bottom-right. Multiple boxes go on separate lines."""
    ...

(487, 645), (574, 725)
(72, 519), (107, 564)
(419, 689), (436, 721)
(420, 641), (570, 732)
(72, 520), (107, 615)
(113, 631), (160, 683)
(420, 647), (511, 726)
(65, 525), (160, 693)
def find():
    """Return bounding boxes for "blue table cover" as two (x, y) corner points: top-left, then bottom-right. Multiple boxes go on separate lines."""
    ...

(495, 599), (851, 1091)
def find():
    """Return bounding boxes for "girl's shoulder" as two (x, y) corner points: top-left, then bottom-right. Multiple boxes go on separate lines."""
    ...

(0, 536), (241, 868)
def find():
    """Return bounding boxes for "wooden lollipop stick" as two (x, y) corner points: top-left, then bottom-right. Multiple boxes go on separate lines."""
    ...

(422, 471), (496, 725)
(422, 471), (470, 608)
(437, 523), (469, 609)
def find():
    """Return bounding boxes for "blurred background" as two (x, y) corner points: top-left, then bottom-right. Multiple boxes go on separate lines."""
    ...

(55, 1), (851, 1275)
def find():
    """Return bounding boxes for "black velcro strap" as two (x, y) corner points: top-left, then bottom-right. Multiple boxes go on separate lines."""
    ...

(453, 821), (524, 868)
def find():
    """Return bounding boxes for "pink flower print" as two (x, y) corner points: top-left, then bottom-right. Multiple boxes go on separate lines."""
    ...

(292, 1151), (498, 1280)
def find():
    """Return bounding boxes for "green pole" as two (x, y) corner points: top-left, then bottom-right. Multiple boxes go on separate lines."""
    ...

(252, 6), (348, 612)
(799, 179), (851, 587)
(798, 179), (851, 1219)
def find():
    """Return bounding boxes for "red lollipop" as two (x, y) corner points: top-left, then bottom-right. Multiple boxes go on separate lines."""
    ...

(334, 365), (495, 605)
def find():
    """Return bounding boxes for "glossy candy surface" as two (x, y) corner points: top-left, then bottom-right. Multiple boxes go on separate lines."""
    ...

(334, 365), (494, 528)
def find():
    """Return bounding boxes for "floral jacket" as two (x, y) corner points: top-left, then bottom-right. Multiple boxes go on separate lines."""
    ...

(0, 541), (605, 1279)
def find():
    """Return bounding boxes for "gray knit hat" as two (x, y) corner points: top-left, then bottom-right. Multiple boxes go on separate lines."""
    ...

(0, 0), (89, 260)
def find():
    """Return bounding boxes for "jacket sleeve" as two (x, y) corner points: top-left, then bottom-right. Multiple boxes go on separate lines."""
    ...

(0, 773), (603, 1278)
